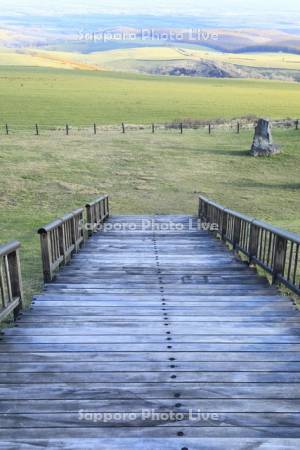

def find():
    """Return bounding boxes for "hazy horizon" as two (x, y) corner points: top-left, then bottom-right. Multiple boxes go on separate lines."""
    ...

(1, 0), (300, 17)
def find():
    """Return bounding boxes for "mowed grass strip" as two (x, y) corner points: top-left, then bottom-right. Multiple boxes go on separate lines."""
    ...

(0, 128), (299, 302)
(1, 66), (300, 126)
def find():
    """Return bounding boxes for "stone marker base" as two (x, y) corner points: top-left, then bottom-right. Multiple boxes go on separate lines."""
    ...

(250, 118), (280, 156)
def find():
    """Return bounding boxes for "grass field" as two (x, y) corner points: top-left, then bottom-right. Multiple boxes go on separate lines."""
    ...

(0, 128), (299, 303)
(1, 66), (300, 127)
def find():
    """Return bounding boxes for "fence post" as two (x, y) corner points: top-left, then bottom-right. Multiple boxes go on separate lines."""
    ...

(237, 122), (240, 134)
(94, 123), (97, 135)
(5, 124), (9, 135)
(296, 120), (299, 131)
(272, 235), (287, 284)
(66, 124), (69, 135)
(35, 124), (39, 136)
(180, 123), (183, 134)
(208, 124), (211, 135)
(152, 123), (155, 133)
(122, 123), (125, 134)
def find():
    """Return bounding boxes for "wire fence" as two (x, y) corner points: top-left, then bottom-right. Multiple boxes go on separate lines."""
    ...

(1, 118), (299, 137)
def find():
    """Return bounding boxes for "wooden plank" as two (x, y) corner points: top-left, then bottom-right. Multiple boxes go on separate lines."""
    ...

(2, 399), (300, 414)
(1, 427), (300, 439)
(4, 332), (300, 343)
(1, 382), (299, 399)
(32, 293), (287, 302)
(4, 334), (300, 344)
(1, 351), (300, 363)
(3, 360), (300, 372)
(18, 310), (300, 320)
(7, 326), (300, 337)
(27, 302), (295, 311)
(1, 371), (300, 383)
(1, 438), (300, 450)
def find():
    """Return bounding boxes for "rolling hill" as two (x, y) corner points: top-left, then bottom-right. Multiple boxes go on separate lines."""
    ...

(2, 46), (300, 81)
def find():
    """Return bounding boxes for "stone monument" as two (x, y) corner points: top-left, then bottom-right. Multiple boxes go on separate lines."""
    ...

(250, 119), (280, 156)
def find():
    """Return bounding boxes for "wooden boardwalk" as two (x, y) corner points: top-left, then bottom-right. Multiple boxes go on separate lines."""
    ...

(1, 215), (300, 449)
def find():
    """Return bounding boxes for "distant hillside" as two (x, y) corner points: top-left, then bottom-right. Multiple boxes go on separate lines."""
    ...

(147, 59), (294, 81)
(1, 46), (300, 82)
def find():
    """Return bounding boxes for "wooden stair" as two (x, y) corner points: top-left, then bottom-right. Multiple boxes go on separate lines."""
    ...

(1, 215), (300, 449)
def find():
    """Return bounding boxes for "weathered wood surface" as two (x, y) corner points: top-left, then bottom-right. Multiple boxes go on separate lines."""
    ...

(1, 215), (300, 449)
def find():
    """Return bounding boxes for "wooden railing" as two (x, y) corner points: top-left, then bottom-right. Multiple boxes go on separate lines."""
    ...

(199, 196), (300, 295)
(38, 208), (86, 282)
(0, 241), (24, 321)
(86, 195), (109, 237)
(38, 197), (109, 282)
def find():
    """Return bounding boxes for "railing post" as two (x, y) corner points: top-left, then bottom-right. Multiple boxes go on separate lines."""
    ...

(272, 235), (287, 284)
(86, 203), (93, 237)
(72, 208), (85, 250)
(100, 199), (104, 222)
(59, 222), (66, 262)
(198, 198), (208, 222)
(0, 241), (24, 322)
(58, 219), (67, 264)
(106, 196), (110, 217)
(203, 201), (208, 222)
(249, 221), (260, 262)
(221, 209), (228, 240)
(71, 215), (76, 249)
(198, 198), (202, 219)
(7, 247), (24, 319)
(39, 231), (52, 283)
(233, 217), (241, 249)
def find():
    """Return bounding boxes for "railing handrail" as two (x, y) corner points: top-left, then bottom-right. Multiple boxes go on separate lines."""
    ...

(37, 218), (63, 235)
(85, 194), (108, 208)
(199, 195), (300, 295)
(199, 195), (300, 244)
(0, 240), (21, 258)
(72, 207), (84, 216)
(0, 240), (23, 322)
